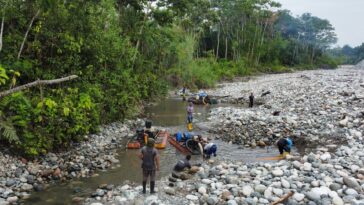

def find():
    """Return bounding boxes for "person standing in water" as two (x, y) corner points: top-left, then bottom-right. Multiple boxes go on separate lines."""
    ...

(187, 102), (194, 131)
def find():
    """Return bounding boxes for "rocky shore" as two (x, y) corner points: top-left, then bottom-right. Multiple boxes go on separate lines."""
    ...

(84, 67), (364, 205)
(85, 138), (364, 205)
(0, 120), (141, 205)
(207, 67), (364, 148)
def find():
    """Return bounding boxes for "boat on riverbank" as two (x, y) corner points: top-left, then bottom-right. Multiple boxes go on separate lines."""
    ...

(127, 129), (169, 149)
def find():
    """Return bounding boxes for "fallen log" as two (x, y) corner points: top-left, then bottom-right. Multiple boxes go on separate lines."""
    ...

(271, 191), (294, 205)
(0, 75), (78, 98)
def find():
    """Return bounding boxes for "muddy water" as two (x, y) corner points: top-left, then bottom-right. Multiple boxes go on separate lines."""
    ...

(25, 98), (289, 205)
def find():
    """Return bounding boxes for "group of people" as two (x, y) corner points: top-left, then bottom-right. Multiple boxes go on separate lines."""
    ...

(137, 90), (292, 195)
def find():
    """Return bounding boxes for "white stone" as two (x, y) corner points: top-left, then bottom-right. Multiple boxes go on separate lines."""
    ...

(345, 188), (358, 195)
(311, 186), (330, 196)
(320, 153), (331, 161)
(264, 188), (272, 199)
(293, 193), (305, 201)
(281, 179), (290, 189)
(303, 163), (312, 171)
(332, 196), (344, 205)
(227, 200), (238, 205)
(121, 185), (130, 190)
(6, 197), (18, 203)
(242, 185), (253, 196)
(255, 184), (267, 193)
(350, 165), (360, 173)
(272, 169), (284, 177)
(198, 187), (207, 195)
(272, 188), (283, 196)
(202, 179), (212, 184)
(311, 181), (320, 187)
(186, 195), (199, 201)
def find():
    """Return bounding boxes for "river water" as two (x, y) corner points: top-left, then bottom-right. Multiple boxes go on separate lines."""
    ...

(25, 98), (290, 205)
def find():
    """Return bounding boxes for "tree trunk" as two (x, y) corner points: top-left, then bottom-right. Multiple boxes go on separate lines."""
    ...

(0, 75), (78, 98)
(256, 20), (268, 66)
(311, 47), (315, 64)
(17, 9), (40, 60)
(216, 26), (220, 60)
(250, 20), (259, 62)
(0, 14), (4, 52)
(225, 37), (228, 59)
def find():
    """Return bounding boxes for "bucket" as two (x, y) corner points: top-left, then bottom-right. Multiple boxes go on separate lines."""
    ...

(187, 123), (193, 131)
(145, 120), (152, 129)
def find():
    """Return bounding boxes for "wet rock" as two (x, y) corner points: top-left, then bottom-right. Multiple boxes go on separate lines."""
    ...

(21, 183), (33, 191)
(5, 179), (16, 187)
(6, 196), (18, 203)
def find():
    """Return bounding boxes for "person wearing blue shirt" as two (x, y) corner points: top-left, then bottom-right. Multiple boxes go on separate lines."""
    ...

(277, 136), (293, 155)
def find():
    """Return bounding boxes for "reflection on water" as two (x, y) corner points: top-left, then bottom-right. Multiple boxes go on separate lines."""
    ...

(25, 97), (290, 205)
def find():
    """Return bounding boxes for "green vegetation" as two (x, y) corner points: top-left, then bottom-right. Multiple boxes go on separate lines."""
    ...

(330, 43), (364, 64)
(0, 0), (340, 156)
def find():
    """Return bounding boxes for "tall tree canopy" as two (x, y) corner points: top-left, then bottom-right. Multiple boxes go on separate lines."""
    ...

(0, 0), (340, 156)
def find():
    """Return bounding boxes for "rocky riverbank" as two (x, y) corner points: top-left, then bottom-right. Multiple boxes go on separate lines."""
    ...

(85, 137), (364, 205)
(0, 120), (142, 205)
(206, 67), (364, 148)
(84, 67), (364, 205)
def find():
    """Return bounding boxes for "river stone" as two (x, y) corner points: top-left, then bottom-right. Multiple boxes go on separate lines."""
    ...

(21, 183), (33, 191)
(343, 177), (361, 191)
(255, 184), (267, 193)
(345, 188), (358, 195)
(164, 187), (175, 195)
(222, 190), (232, 201)
(258, 198), (269, 204)
(303, 163), (312, 171)
(306, 191), (321, 201)
(198, 186), (207, 195)
(281, 179), (290, 189)
(26, 175), (35, 184)
(90, 203), (103, 205)
(186, 195), (199, 201)
(227, 199), (238, 205)
(6, 196), (18, 203)
(207, 196), (218, 205)
(264, 188), (272, 199)
(242, 185), (253, 196)
(6, 179), (16, 187)
(332, 196), (344, 205)
(293, 193), (305, 201)
(320, 153), (331, 161)
(350, 165), (360, 173)
(272, 188), (283, 196)
(329, 183), (342, 191)
(272, 169), (283, 177)
(202, 179), (212, 184)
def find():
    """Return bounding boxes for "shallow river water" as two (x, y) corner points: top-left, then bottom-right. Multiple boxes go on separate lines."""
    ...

(25, 98), (290, 205)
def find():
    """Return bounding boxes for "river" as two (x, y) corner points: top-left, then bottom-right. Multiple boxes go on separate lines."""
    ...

(25, 97), (291, 205)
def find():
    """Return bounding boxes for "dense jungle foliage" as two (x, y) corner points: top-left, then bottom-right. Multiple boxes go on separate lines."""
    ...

(330, 43), (364, 64)
(0, 0), (341, 156)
